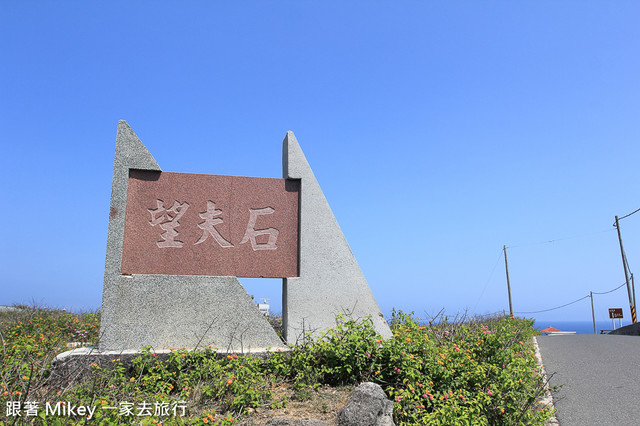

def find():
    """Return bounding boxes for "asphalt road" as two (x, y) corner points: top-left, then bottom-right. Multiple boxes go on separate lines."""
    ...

(536, 335), (640, 425)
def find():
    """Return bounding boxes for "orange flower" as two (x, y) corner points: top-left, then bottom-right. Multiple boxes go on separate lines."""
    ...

(130, 377), (135, 382)
(203, 419), (208, 424)
(500, 408), (505, 413)
(226, 379), (233, 385)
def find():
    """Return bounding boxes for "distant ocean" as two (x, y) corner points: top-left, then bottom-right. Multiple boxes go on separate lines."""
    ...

(533, 320), (631, 335)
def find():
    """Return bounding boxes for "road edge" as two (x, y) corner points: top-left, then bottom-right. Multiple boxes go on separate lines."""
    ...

(533, 336), (560, 425)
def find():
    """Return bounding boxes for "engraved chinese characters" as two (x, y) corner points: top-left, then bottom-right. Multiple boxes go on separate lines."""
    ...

(240, 208), (279, 250)
(148, 200), (190, 248)
(148, 199), (279, 250)
(121, 170), (299, 278)
(194, 201), (233, 248)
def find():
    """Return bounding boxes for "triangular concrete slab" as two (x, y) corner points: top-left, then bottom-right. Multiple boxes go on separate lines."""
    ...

(282, 131), (392, 342)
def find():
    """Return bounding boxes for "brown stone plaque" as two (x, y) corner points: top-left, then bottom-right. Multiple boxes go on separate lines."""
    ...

(121, 170), (299, 278)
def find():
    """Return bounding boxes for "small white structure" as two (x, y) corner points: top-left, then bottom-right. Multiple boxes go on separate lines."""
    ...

(257, 298), (270, 315)
(541, 326), (576, 336)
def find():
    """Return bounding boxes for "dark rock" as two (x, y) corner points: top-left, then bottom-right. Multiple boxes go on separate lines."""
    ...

(337, 382), (395, 426)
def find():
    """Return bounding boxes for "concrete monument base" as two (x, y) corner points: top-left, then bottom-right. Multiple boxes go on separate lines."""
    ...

(100, 275), (285, 352)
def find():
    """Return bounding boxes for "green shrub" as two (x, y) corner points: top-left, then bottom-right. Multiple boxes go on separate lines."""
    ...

(1, 306), (553, 425)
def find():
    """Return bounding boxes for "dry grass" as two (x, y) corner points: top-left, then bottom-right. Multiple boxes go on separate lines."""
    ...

(238, 384), (353, 425)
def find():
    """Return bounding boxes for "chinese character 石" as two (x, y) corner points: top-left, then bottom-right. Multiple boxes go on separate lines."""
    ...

(23, 401), (38, 416)
(6, 401), (21, 417)
(172, 400), (187, 417)
(154, 401), (170, 417)
(240, 207), (279, 250)
(118, 401), (135, 416)
(137, 401), (152, 416)
(194, 201), (233, 248)
(148, 199), (190, 248)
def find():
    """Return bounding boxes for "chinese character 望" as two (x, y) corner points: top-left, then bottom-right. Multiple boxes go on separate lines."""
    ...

(148, 199), (190, 248)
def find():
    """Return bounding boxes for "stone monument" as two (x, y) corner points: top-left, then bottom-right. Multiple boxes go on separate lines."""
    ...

(99, 121), (390, 352)
(282, 132), (391, 342)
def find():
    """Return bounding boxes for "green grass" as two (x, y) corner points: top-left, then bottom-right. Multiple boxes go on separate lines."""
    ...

(0, 306), (554, 425)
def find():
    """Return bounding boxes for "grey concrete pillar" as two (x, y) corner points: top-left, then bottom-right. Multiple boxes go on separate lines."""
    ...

(282, 131), (392, 342)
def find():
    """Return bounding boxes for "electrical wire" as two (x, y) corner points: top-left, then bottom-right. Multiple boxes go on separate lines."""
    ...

(515, 281), (628, 314)
(617, 207), (640, 222)
(591, 281), (627, 295)
(507, 228), (615, 249)
(514, 295), (590, 314)
(473, 249), (505, 312)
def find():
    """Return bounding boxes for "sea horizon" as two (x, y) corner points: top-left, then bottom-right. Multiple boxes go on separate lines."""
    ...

(533, 319), (632, 335)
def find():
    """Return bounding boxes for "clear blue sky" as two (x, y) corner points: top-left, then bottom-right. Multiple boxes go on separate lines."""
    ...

(2, 2), (639, 327)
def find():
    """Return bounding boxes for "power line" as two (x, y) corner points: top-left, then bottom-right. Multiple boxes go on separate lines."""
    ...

(507, 228), (615, 249)
(515, 280), (628, 314)
(592, 281), (627, 295)
(473, 249), (504, 311)
(615, 207), (640, 223)
(515, 295), (590, 314)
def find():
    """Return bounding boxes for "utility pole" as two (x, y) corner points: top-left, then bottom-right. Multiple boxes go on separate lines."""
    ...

(614, 216), (637, 323)
(632, 273), (637, 316)
(590, 291), (596, 334)
(504, 245), (513, 317)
